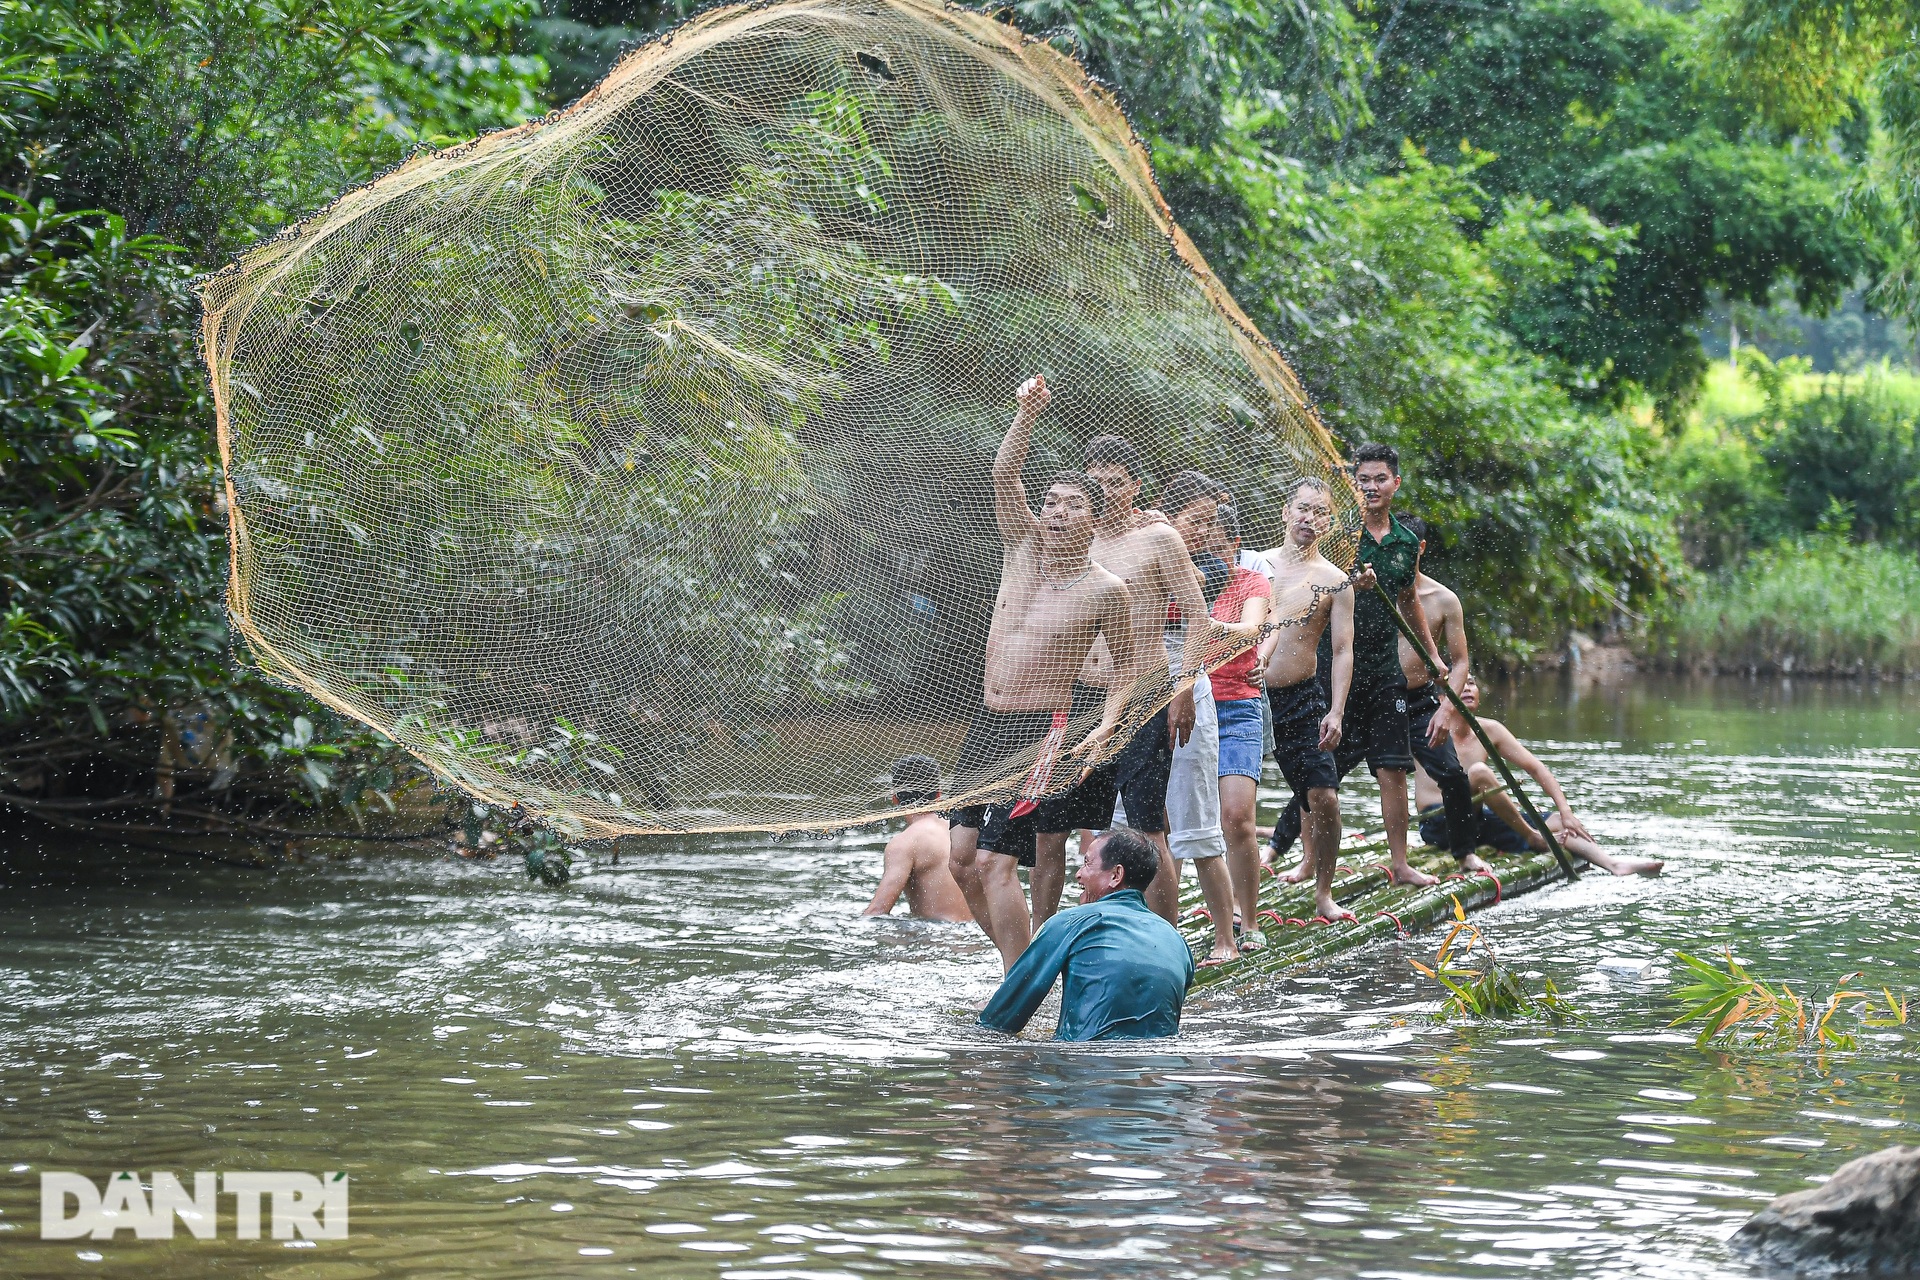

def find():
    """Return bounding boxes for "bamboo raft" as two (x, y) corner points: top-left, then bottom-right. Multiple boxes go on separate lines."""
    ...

(1175, 841), (1568, 990)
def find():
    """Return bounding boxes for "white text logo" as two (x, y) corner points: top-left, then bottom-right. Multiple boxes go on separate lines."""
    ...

(41, 1172), (348, 1240)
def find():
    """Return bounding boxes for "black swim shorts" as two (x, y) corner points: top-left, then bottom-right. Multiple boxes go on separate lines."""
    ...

(946, 685), (1104, 866)
(1332, 676), (1415, 776)
(1404, 683), (1477, 859)
(1404, 680), (1440, 723)
(1418, 803), (1538, 855)
(1267, 677), (1338, 795)
(1035, 701), (1173, 835)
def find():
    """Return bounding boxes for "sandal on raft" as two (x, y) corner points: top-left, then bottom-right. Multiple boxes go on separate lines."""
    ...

(1238, 929), (1268, 953)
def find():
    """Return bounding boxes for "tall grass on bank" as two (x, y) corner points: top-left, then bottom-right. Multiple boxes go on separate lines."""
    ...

(1655, 533), (1920, 675)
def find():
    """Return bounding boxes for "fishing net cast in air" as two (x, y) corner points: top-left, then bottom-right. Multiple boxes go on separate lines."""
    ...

(199, 0), (1364, 838)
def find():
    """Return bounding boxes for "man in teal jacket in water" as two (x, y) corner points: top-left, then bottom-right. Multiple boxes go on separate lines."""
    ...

(979, 828), (1194, 1041)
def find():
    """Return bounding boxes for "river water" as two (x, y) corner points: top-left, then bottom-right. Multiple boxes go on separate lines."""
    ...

(1, 675), (1916, 1278)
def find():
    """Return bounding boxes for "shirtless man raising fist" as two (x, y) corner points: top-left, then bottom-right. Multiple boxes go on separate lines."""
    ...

(947, 376), (1136, 970)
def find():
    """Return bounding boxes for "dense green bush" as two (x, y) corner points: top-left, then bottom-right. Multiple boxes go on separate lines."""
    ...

(1363, 0), (1879, 415)
(1653, 530), (1920, 675)
(1662, 352), (1920, 569)
(1759, 384), (1920, 547)
(1172, 136), (1681, 660)
(0, 0), (548, 839)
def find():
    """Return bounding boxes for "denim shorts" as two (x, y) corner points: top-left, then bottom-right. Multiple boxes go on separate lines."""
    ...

(1215, 695), (1266, 780)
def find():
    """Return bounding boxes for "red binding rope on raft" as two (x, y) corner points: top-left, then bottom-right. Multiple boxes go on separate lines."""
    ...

(1445, 870), (1504, 904)
(1376, 910), (1408, 937)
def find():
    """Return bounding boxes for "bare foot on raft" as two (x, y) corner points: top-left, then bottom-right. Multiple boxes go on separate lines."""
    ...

(1203, 941), (1240, 966)
(1388, 860), (1439, 887)
(1315, 895), (1358, 923)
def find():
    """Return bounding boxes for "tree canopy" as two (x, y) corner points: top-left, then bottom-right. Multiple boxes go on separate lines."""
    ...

(0, 0), (1905, 841)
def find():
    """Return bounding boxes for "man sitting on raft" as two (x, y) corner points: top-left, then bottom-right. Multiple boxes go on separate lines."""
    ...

(948, 375), (1136, 971)
(978, 828), (1193, 1041)
(1415, 674), (1664, 877)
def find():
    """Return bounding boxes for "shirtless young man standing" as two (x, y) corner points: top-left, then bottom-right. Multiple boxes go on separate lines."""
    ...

(947, 376), (1136, 971)
(863, 755), (972, 922)
(1258, 478), (1359, 924)
(1418, 674), (1663, 876)
(1026, 435), (1209, 929)
(1269, 443), (1450, 886)
(1391, 520), (1489, 874)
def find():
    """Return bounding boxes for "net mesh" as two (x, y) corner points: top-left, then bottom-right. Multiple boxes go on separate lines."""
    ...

(199, 0), (1362, 836)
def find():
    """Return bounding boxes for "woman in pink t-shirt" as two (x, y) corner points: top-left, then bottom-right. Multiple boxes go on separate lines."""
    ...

(1208, 506), (1271, 948)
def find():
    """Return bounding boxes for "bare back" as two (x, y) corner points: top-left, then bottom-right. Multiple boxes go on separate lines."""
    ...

(1261, 546), (1350, 688)
(890, 816), (971, 921)
(867, 812), (971, 921)
(1400, 575), (1463, 688)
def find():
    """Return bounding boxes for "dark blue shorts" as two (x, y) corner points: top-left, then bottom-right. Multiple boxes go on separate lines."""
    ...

(1418, 804), (1538, 855)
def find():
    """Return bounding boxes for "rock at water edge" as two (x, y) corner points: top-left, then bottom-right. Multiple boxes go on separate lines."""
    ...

(1733, 1145), (1920, 1273)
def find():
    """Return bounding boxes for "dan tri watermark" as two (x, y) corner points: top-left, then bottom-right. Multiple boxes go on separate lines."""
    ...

(41, 1172), (348, 1240)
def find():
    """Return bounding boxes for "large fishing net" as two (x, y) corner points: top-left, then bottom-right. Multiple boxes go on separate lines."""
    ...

(200, 0), (1361, 836)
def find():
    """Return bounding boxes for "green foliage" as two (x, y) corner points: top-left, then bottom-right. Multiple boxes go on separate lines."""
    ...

(449, 801), (579, 884)
(0, 0), (550, 839)
(1756, 384), (1920, 548)
(1011, 0), (1367, 151)
(1656, 420), (1778, 572)
(1661, 350), (1920, 576)
(1410, 898), (1577, 1020)
(1706, 0), (1920, 324)
(527, 0), (695, 105)
(1653, 529), (1920, 674)
(1, 0), (546, 257)
(1171, 131), (1681, 659)
(0, 195), (210, 720)
(1670, 948), (1908, 1051)
(1366, 0), (1877, 414)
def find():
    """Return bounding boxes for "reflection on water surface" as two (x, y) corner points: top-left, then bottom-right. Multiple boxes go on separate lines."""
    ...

(1, 676), (1915, 1277)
